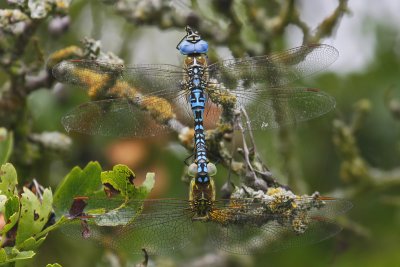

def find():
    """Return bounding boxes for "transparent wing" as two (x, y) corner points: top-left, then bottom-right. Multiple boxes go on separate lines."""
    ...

(207, 44), (338, 129)
(209, 217), (341, 254)
(208, 44), (338, 88)
(113, 207), (194, 255)
(212, 197), (352, 220)
(61, 198), (196, 255)
(234, 87), (336, 129)
(53, 60), (197, 136)
(61, 98), (175, 137)
(52, 60), (185, 99)
(208, 197), (351, 254)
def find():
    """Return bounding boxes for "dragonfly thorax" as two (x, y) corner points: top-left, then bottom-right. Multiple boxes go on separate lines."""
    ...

(184, 55), (208, 90)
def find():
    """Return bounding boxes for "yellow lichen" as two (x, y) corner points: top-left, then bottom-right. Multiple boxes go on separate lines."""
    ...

(179, 127), (195, 148)
(141, 96), (174, 123)
(209, 208), (231, 225)
(55, 0), (69, 9)
(266, 187), (284, 196)
(47, 46), (83, 69)
(72, 68), (110, 98)
(108, 80), (138, 98)
(291, 212), (309, 234)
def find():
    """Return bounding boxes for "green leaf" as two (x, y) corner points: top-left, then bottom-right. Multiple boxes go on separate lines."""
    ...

(0, 163), (18, 197)
(100, 164), (136, 197)
(0, 128), (13, 165)
(52, 164), (154, 228)
(1, 196), (20, 234)
(16, 188), (53, 247)
(93, 171), (155, 226)
(0, 248), (6, 262)
(46, 264), (62, 267)
(53, 161), (102, 216)
(18, 236), (47, 251)
(0, 247), (35, 264)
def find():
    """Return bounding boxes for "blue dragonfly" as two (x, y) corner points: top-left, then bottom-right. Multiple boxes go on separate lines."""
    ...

(52, 26), (338, 139)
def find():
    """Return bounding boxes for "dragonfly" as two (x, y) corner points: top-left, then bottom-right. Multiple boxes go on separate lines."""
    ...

(53, 26), (347, 256)
(60, 173), (352, 255)
(52, 26), (338, 139)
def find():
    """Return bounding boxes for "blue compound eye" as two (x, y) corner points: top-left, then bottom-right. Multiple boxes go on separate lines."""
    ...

(178, 40), (209, 55)
(197, 177), (203, 183)
(203, 177), (209, 182)
(196, 40), (208, 53)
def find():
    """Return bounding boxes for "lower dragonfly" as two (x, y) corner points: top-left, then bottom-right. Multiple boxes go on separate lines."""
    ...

(52, 26), (338, 138)
(60, 168), (352, 255)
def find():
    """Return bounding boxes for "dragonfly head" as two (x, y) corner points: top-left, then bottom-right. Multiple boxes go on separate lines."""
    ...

(176, 26), (208, 55)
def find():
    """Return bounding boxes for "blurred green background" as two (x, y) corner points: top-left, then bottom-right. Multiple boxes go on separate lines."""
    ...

(1, 0), (400, 266)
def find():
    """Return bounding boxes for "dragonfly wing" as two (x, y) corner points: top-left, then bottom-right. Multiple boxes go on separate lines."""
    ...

(208, 214), (342, 254)
(208, 197), (351, 253)
(307, 197), (353, 218)
(206, 45), (338, 129)
(207, 221), (264, 254)
(60, 212), (194, 255)
(112, 209), (194, 255)
(259, 217), (342, 252)
(61, 98), (174, 137)
(61, 198), (195, 255)
(232, 87), (335, 129)
(54, 60), (196, 135)
(208, 44), (338, 88)
(53, 60), (185, 100)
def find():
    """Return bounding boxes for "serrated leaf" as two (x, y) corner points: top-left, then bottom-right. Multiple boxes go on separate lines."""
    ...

(0, 247), (35, 264)
(101, 164), (136, 197)
(95, 172), (155, 226)
(0, 128), (13, 165)
(16, 188), (53, 247)
(53, 161), (102, 217)
(54, 165), (154, 228)
(1, 196), (20, 234)
(0, 163), (18, 197)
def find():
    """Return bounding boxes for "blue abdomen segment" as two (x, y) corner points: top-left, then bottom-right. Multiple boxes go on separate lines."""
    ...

(190, 88), (206, 110)
(178, 40), (209, 55)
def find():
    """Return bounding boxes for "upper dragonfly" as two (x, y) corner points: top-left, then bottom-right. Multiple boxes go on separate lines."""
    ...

(52, 26), (338, 137)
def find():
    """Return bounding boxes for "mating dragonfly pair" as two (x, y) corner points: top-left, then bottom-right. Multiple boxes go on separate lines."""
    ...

(53, 26), (350, 254)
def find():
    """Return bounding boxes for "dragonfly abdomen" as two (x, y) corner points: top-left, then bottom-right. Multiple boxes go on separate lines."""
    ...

(190, 86), (209, 184)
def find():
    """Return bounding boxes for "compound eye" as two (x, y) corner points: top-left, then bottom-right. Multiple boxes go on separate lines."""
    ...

(196, 56), (205, 64)
(188, 163), (197, 177)
(185, 57), (194, 65)
(207, 163), (217, 176)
